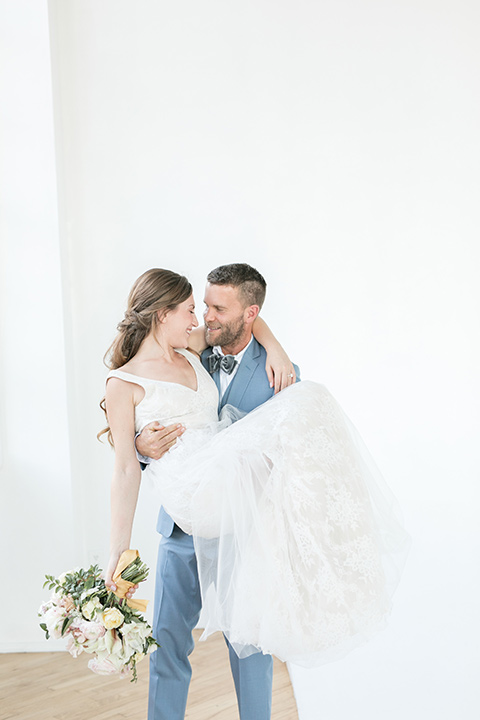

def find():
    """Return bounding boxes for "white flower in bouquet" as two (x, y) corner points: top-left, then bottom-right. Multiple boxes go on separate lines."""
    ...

(104, 628), (124, 657)
(38, 552), (159, 682)
(83, 631), (108, 656)
(41, 603), (69, 640)
(120, 621), (151, 655)
(79, 619), (106, 642)
(65, 632), (84, 658)
(88, 652), (130, 677)
(81, 596), (103, 621)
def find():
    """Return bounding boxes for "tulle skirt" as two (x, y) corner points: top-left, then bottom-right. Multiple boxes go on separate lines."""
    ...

(144, 381), (409, 666)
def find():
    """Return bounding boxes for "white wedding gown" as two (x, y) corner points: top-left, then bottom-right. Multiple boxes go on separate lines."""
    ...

(108, 349), (409, 666)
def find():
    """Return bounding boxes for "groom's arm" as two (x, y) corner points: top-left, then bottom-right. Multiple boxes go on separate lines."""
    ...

(135, 422), (185, 464)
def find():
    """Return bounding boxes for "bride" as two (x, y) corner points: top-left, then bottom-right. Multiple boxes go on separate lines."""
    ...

(102, 266), (408, 668)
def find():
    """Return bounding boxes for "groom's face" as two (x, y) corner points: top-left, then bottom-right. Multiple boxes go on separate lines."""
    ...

(203, 283), (248, 349)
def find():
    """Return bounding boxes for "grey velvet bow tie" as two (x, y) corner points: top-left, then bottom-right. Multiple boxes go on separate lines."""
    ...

(207, 352), (238, 375)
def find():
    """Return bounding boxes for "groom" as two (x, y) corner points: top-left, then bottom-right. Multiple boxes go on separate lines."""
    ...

(136, 263), (299, 720)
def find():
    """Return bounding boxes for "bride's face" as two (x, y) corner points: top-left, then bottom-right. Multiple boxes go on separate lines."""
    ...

(161, 294), (198, 347)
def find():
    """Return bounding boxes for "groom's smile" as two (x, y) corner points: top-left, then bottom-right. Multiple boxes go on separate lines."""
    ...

(203, 282), (253, 354)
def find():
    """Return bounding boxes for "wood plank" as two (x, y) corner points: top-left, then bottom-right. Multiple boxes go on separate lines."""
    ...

(0, 630), (298, 719)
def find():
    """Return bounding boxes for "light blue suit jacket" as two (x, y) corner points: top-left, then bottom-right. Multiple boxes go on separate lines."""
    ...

(156, 337), (300, 537)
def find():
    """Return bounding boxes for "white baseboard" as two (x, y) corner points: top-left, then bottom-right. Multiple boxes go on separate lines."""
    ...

(0, 639), (66, 653)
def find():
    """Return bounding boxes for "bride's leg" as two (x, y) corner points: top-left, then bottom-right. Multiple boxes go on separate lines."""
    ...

(225, 636), (273, 720)
(148, 527), (201, 720)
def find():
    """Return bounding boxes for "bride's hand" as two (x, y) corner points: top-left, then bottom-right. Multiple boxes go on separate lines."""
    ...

(266, 347), (296, 394)
(104, 553), (139, 599)
(251, 316), (296, 394)
(105, 552), (120, 593)
(125, 583), (139, 599)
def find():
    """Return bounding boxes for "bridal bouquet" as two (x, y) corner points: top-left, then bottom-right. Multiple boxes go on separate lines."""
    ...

(38, 550), (158, 681)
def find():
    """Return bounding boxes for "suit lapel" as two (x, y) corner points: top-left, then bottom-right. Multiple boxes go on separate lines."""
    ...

(221, 338), (261, 409)
(201, 350), (222, 401)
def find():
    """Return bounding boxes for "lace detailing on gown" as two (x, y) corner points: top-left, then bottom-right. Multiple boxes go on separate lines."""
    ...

(142, 374), (409, 667)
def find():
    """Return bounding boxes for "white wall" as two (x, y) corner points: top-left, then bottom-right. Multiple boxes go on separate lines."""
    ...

(0, 0), (74, 650)
(2, 0), (479, 717)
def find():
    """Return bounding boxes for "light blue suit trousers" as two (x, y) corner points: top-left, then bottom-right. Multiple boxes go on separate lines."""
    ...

(148, 338), (300, 720)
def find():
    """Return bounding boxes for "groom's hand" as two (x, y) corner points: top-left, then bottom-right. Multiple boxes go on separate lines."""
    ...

(136, 421), (185, 460)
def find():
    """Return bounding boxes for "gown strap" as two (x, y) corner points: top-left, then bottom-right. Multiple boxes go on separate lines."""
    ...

(105, 369), (150, 391)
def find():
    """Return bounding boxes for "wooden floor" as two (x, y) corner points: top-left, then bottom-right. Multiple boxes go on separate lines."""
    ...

(0, 630), (298, 719)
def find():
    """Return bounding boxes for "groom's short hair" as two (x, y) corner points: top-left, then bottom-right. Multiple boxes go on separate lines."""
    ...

(207, 263), (267, 310)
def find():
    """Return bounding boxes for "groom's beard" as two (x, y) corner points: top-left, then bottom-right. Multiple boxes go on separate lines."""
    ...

(205, 316), (246, 348)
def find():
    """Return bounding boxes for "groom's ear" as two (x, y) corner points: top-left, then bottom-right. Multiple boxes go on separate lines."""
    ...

(244, 305), (260, 325)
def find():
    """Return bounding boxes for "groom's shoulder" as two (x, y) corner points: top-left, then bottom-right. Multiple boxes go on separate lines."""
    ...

(200, 347), (211, 367)
(249, 336), (265, 358)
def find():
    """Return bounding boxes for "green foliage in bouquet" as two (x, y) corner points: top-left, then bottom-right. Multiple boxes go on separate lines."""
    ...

(39, 558), (158, 682)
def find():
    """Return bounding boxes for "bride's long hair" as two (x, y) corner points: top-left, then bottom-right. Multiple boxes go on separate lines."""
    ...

(98, 268), (192, 445)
